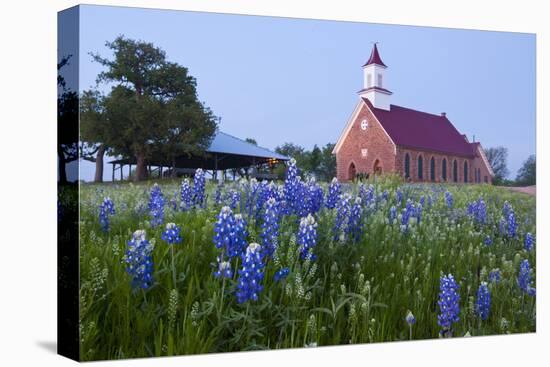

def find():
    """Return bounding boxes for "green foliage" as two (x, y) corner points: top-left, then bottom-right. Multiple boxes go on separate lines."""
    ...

(275, 142), (336, 180)
(82, 36), (218, 180)
(485, 146), (509, 185)
(79, 180), (535, 360)
(515, 155), (535, 186)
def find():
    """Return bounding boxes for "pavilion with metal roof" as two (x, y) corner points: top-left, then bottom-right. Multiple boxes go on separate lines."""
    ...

(108, 131), (290, 181)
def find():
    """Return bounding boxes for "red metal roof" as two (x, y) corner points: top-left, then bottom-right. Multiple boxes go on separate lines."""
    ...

(362, 98), (476, 157)
(363, 43), (387, 67)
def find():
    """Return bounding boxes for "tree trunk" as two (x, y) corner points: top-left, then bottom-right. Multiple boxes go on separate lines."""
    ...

(58, 144), (67, 184)
(94, 145), (106, 183)
(171, 157), (177, 178)
(135, 152), (148, 182)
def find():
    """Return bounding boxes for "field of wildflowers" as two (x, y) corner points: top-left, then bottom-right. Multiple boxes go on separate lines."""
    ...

(77, 161), (536, 360)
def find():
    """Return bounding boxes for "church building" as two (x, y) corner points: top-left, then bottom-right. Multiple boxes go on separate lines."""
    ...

(333, 44), (494, 184)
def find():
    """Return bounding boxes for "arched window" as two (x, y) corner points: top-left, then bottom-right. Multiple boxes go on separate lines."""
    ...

(442, 158), (447, 181)
(463, 161), (469, 183)
(453, 160), (458, 182)
(348, 162), (356, 181)
(418, 155), (423, 180)
(430, 157), (436, 182)
(404, 153), (410, 178)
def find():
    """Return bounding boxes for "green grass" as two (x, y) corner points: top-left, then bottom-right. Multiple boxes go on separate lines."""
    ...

(76, 177), (536, 360)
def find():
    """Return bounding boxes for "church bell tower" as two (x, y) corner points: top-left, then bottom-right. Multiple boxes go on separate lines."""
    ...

(358, 43), (392, 110)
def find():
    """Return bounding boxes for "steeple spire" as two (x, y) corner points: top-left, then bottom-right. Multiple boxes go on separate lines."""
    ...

(359, 43), (391, 110)
(363, 43), (387, 68)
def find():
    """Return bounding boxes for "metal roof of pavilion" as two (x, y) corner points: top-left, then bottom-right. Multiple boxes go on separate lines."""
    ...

(109, 131), (289, 170)
(209, 132), (289, 160)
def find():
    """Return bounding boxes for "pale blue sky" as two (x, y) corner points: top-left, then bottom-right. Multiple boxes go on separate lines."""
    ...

(76, 5), (535, 181)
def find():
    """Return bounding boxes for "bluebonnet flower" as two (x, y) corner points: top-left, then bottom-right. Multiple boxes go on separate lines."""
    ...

(213, 260), (233, 279)
(419, 196), (425, 207)
(274, 267), (290, 282)
(213, 206), (244, 259)
(467, 197), (487, 225)
(214, 183), (224, 206)
(283, 158), (299, 215)
(524, 232), (534, 251)
(99, 197), (115, 232)
(400, 200), (416, 232)
(414, 202), (423, 224)
(507, 210), (518, 238)
(364, 185), (375, 206)
(396, 189), (403, 206)
(307, 178), (324, 215)
(230, 190), (240, 210)
(405, 310), (416, 325)
(484, 235), (493, 246)
(382, 190), (389, 202)
(180, 179), (192, 211)
(236, 243), (265, 303)
(149, 184), (165, 227)
(233, 214), (248, 257)
(444, 191), (453, 208)
(325, 178), (341, 209)
(389, 206), (397, 224)
(161, 223), (182, 245)
(333, 193), (351, 241)
(518, 259), (536, 296)
(261, 197), (280, 258)
(475, 282), (491, 321)
(193, 168), (206, 208)
(124, 230), (154, 289)
(489, 269), (501, 284)
(298, 214), (318, 260)
(437, 274), (460, 336)
(347, 197), (363, 243)
(502, 201), (512, 218)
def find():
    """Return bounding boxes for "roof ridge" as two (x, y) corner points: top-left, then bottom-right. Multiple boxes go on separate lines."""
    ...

(217, 130), (288, 158)
(390, 104), (447, 119)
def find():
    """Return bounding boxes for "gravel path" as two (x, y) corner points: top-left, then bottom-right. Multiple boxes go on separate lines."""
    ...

(504, 185), (536, 196)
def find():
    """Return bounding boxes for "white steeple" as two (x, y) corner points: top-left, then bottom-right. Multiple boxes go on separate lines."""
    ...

(358, 43), (392, 110)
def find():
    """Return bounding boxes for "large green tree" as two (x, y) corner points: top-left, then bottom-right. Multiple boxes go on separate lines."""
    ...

(318, 143), (336, 181)
(515, 155), (536, 186)
(57, 55), (79, 184)
(484, 146), (509, 185)
(88, 36), (217, 181)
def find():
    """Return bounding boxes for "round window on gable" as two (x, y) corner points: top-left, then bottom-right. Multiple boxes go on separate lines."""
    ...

(360, 119), (368, 130)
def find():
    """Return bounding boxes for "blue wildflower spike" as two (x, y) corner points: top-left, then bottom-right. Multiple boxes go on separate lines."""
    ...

(475, 282), (491, 321)
(99, 197), (115, 232)
(437, 274), (460, 337)
(193, 168), (206, 208)
(326, 178), (341, 209)
(518, 259), (536, 296)
(161, 223), (182, 245)
(148, 183), (165, 227)
(180, 179), (192, 211)
(261, 197), (280, 258)
(298, 214), (318, 260)
(124, 230), (154, 289)
(236, 243), (265, 303)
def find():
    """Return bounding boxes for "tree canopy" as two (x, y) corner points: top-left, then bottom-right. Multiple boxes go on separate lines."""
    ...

(484, 146), (509, 185)
(516, 155), (536, 186)
(82, 36), (217, 181)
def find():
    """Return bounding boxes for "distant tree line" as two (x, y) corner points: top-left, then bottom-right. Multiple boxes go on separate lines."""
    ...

(273, 142), (336, 181)
(485, 146), (536, 186)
